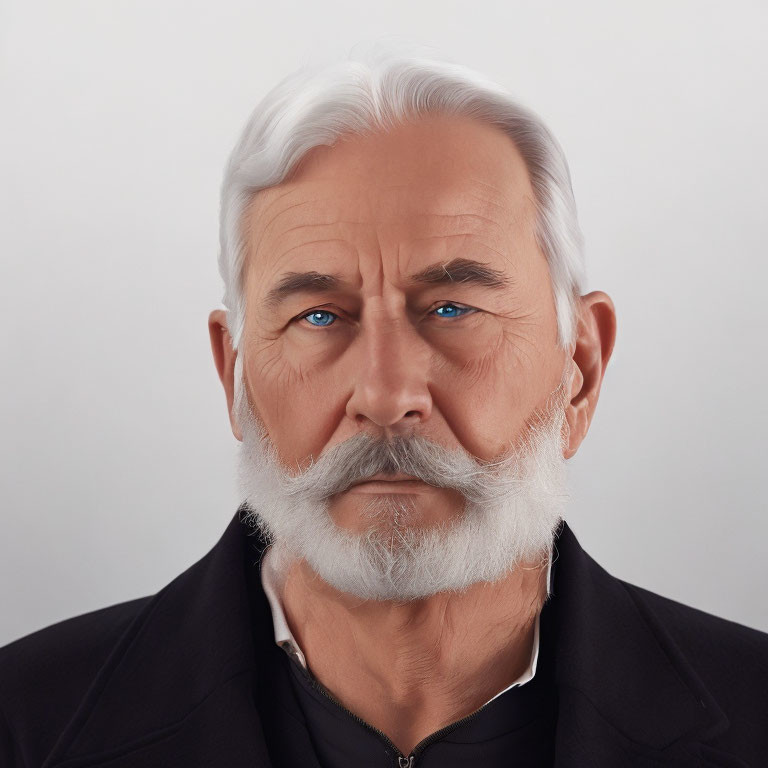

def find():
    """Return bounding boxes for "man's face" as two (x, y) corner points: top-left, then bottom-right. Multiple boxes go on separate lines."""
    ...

(239, 114), (569, 536)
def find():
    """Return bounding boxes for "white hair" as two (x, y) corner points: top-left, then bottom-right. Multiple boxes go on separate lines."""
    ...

(217, 42), (586, 351)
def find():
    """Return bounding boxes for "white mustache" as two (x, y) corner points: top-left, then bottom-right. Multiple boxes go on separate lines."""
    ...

(279, 429), (559, 508)
(280, 432), (496, 503)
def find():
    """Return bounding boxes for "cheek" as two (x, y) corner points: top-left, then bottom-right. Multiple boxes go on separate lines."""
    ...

(434, 320), (556, 460)
(246, 339), (350, 468)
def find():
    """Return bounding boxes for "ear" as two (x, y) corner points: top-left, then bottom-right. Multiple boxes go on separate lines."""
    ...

(563, 291), (617, 459)
(208, 309), (243, 441)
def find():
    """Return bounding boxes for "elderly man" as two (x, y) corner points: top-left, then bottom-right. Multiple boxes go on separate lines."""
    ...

(2, 48), (767, 768)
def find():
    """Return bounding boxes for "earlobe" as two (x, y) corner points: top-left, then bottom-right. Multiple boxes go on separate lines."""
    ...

(561, 363), (583, 459)
(207, 309), (242, 441)
(562, 291), (617, 459)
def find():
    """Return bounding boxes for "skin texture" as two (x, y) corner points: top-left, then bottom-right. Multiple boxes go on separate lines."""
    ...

(209, 114), (616, 754)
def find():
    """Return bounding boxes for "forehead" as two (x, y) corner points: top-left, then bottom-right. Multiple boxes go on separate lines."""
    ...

(246, 115), (539, 275)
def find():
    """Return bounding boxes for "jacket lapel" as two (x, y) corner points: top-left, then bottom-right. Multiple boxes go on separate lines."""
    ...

(42, 507), (741, 767)
(547, 523), (739, 766)
(43, 507), (278, 767)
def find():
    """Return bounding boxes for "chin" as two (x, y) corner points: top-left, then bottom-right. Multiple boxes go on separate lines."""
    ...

(332, 491), (464, 535)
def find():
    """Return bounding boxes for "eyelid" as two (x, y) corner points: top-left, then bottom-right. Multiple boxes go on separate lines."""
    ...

(429, 301), (478, 317)
(430, 300), (475, 311)
(295, 304), (341, 320)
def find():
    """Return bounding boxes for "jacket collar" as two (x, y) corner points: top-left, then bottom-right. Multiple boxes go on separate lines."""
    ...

(545, 521), (733, 765)
(44, 506), (269, 767)
(45, 506), (734, 767)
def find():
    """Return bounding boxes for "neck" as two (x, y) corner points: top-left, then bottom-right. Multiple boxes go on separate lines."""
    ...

(281, 553), (549, 756)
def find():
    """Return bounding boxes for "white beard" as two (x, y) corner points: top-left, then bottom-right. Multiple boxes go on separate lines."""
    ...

(234, 357), (571, 601)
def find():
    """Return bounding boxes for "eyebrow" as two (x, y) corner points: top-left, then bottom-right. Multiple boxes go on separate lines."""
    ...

(263, 257), (512, 310)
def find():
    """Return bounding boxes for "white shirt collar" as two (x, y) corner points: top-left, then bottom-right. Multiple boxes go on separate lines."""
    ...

(260, 547), (552, 704)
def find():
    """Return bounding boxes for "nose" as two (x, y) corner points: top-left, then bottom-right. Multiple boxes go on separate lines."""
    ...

(345, 311), (433, 434)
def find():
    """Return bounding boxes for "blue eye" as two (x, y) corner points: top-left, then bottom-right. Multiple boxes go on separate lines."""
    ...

(302, 310), (337, 327)
(433, 303), (474, 319)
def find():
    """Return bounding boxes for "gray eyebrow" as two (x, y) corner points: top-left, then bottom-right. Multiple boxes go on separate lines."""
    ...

(263, 257), (511, 310)
(406, 257), (511, 289)
(264, 272), (343, 310)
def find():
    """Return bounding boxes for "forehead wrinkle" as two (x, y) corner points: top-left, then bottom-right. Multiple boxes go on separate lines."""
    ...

(249, 199), (353, 281)
(375, 176), (520, 208)
(254, 198), (328, 242)
(408, 232), (510, 264)
(400, 213), (511, 260)
(248, 194), (312, 275)
(415, 211), (504, 233)
(248, 177), (529, 281)
(463, 190), (511, 215)
(253, 178), (518, 239)
(425, 194), (538, 255)
(275, 219), (363, 239)
(446, 183), (535, 233)
(248, 188), (308, 249)
(265, 221), (366, 274)
(252, 186), (302, 220)
(463, 175), (527, 198)
(263, 209), (511, 270)
(255, 176), (370, 225)
(270, 237), (356, 266)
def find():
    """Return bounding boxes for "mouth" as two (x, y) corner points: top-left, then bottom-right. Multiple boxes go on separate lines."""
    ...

(348, 473), (426, 489)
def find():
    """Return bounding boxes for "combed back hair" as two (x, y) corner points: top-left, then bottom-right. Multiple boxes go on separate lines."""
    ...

(218, 43), (586, 351)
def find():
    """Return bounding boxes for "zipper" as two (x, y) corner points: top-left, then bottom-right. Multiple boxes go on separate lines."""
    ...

(405, 695), (498, 765)
(307, 673), (497, 767)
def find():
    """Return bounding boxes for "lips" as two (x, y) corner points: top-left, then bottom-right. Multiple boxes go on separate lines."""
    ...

(350, 473), (421, 487)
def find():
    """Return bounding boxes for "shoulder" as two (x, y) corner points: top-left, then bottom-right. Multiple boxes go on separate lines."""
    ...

(622, 579), (768, 664)
(621, 580), (768, 743)
(0, 598), (150, 767)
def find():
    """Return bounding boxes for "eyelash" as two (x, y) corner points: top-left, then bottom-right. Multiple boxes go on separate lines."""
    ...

(297, 302), (478, 328)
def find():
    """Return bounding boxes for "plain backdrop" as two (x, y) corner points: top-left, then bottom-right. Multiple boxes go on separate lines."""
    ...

(1, 0), (766, 647)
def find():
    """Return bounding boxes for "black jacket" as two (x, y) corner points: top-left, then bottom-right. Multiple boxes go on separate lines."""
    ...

(2, 507), (767, 767)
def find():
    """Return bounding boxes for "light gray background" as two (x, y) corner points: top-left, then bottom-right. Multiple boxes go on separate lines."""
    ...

(1, 0), (766, 647)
